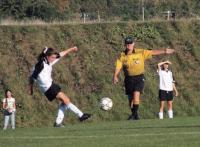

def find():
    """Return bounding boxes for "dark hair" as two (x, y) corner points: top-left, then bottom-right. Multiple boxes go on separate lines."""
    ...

(37, 47), (59, 61)
(161, 63), (170, 71)
(5, 89), (12, 98)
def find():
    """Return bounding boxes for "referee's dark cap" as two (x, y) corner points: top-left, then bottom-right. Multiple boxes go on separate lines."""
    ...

(124, 36), (134, 44)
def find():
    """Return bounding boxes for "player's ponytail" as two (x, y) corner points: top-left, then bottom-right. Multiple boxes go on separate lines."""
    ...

(37, 47), (59, 61)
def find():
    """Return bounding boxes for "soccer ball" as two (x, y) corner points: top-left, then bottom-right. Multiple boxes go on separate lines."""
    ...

(100, 97), (113, 111)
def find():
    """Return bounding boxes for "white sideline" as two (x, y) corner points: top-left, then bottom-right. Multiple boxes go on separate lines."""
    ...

(1, 131), (200, 139)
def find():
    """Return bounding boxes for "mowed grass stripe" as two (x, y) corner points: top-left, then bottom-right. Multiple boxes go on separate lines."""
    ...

(1, 131), (200, 140)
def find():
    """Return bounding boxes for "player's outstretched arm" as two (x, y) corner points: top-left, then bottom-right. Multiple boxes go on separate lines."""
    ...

(59, 46), (78, 57)
(152, 48), (175, 56)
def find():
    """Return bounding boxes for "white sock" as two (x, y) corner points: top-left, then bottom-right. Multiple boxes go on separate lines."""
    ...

(168, 110), (173, 118)
(159, 112), (163, 119)
(66, 103), (83, 118)
(56, 104), (65, 124)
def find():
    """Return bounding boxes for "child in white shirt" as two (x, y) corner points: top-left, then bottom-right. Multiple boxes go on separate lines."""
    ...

(2, 89), (16, 130)
(157, 61), (178, 119)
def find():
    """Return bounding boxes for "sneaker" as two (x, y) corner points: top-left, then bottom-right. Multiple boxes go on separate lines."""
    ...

(54, 123), (65, 128)
(79, 113), (91, 122)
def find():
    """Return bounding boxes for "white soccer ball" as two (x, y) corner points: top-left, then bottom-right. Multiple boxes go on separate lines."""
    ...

(100, 97), (113, 111)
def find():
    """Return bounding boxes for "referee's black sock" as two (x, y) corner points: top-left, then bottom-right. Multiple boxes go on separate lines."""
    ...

(131, 104), (139, 118)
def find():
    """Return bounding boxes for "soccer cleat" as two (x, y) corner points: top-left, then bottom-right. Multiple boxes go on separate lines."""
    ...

(53, 123), (65, 128)
(134, 114), (140, 120)
(127, 114), (134, 120)
(79, 113), (92, 122)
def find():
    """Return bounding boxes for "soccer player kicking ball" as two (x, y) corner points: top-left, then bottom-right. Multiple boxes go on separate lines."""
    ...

(113, 36), (175, 120)
(157, 61), (178, 119)
(29, 46), (91, 127)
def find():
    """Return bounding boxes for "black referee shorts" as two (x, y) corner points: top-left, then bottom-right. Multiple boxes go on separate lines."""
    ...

(124, 74), (145, 95)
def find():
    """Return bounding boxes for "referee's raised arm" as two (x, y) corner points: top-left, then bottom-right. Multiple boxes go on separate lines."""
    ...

(152, 48), (175, 55)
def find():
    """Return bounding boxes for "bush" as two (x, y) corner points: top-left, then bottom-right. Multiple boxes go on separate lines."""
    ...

(0, 0), (60, 21)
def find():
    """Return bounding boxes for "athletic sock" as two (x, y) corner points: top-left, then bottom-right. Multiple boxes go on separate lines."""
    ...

(56, 104), (65, 124)
(159, 112), (164, 119)
(131, 104), (139, 117)
(66, 103), (83, 118)
(168, 110), (173, 119)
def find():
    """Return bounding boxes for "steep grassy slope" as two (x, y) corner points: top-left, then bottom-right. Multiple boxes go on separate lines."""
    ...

(0, 20), (200, 127)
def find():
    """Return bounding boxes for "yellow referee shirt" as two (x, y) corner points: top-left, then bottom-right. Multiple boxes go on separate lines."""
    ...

(115, 49), (152, 76)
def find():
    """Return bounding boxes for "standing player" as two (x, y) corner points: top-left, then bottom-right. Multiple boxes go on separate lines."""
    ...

(113, 36), (175, 120)
(2, 89), (16, 130)
(157, 61), (178, 119)
(29, 46), (91, 127)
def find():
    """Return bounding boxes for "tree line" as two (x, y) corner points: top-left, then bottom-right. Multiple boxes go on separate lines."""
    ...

(0, 0), (200, 21)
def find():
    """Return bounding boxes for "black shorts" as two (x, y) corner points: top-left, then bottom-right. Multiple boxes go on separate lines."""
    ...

(124, 74), (145, 95)
(44, 83), (61, 101)
(159, 90), (173, 101)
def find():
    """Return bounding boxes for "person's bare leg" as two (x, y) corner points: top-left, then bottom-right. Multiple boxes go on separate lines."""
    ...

(54, 92), (71, 126)
(167, 101), (173, 118)
(133, 91), (140, 105)
(56, 92), (71, 105)
(56, 92), (83, 118)
(54, 92), (91, 126)
(159, 101), (165, 119)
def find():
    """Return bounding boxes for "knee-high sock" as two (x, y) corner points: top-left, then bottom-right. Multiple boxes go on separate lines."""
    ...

(66, 103), (83, 118)
(56, 104), (65, 124)
(159, 112), (164, 119)
(131, 104), (139, 116)
(168, 110), (173, 118)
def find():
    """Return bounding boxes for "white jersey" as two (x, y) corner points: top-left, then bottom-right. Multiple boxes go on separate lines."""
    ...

(2, 97), (16, 111)
(31, 57), (60, 93)
(158, 69), (174, 91)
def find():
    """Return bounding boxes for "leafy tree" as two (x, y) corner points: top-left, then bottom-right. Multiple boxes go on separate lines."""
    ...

(26, 0), (59, 21)
(0, 0), (28, 19)
(0, 0), (200, 21)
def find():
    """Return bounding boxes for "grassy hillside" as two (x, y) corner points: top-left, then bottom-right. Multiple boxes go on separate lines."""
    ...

(0, 20), (200, 127)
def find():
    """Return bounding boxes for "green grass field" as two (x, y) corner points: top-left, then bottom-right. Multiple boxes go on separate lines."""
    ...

(0, 117), (200, 147)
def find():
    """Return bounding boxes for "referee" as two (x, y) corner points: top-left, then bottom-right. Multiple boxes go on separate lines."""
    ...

(113, 36), (175, 120)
